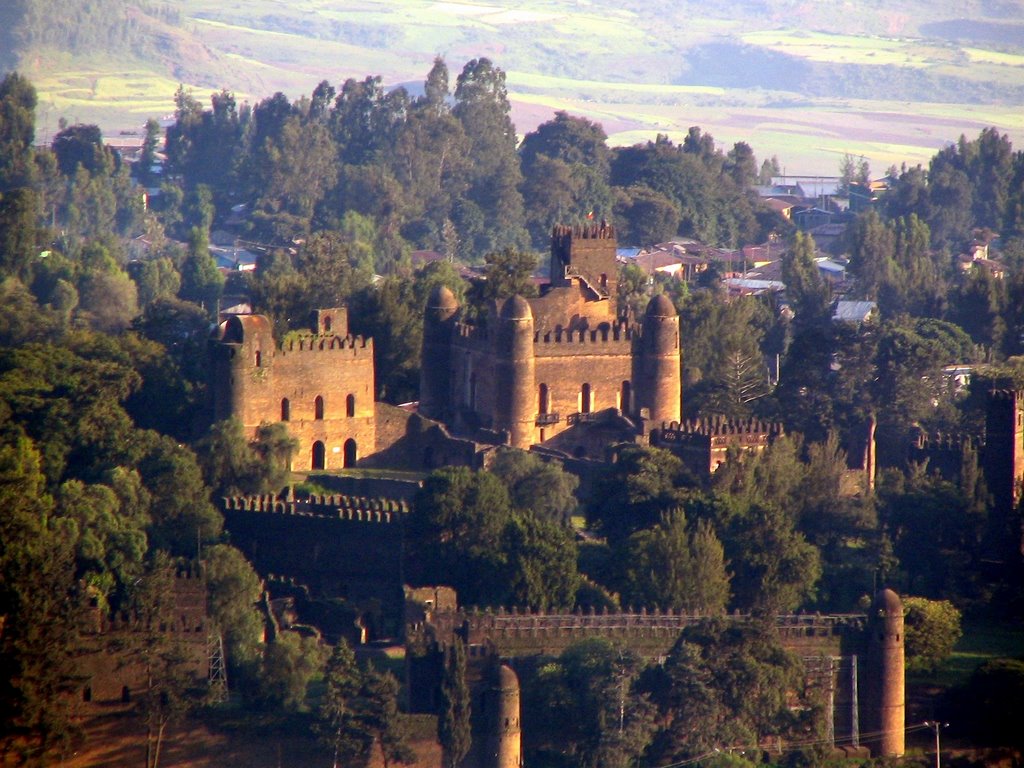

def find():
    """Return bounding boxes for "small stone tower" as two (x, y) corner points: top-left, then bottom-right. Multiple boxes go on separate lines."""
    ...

(420, 285), (459, 421)
(637, 294), (681, 425)
(866, 588), (905, 758)
(484, 663), (522, 768)
(494, 295), (536, 450)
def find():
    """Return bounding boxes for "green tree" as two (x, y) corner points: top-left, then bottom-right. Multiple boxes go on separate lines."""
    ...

(588, 445), (690, 542)
(527, 639), (656, 768)
(204, 544), (264, 673)
(178, 227), (224, 316)
(0, 434), (80, 763)
(617, 511), (729, 614)
(647, 618), (806, 763)
(355, 664), (415, 768)
(503, 511), (579, 611)
(406, 467), (513, 606)
(258, 632), (325, 711)
(316, 640), (370, 768)
(0, 72), (37, 192)
(489, 448), (579, 523)
(452, 58), (528, 258)
(0, 187), (39, 281)
(437, 639), (471, 768)
(783, 231), (829, 326)
(903, 597), (962, 674)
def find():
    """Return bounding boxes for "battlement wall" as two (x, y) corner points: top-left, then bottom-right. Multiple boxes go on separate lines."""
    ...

(277, 333), (373, 358)
(663, 417), (785, 438)
(533, 325), (635, 356)
(410, 608), (865, 659)
(550, 223), (617, 250)
(222, 494), (408, 523)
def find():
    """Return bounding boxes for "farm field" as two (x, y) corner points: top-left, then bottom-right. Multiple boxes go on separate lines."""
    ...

(11, 0), (1024, 175)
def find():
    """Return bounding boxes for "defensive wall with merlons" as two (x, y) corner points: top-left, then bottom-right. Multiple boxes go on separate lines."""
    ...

(407, 591), (906, 759)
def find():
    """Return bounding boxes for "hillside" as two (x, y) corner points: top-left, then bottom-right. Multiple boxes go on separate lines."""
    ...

(4, 0), (1024, 173)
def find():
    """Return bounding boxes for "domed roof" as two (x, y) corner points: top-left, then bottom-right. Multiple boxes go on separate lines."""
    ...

(492, 664), (519, 691)
(500, 295), (533, 320)
(428, 285), (459, 310)
(645, 293), (677, 318)
(873, 588), (903, 616)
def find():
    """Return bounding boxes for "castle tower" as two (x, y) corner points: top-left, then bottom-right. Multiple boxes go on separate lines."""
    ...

(637, 294), (681, 425)
(547, 223), (619, 320)
(983, 389), (1024, 524)
(484, 663), (522, 768)
(866, 588), (905, 758)
(209, 314), (276, 424)
(494, 296), (536, 450)
(420, 285), (459, 420)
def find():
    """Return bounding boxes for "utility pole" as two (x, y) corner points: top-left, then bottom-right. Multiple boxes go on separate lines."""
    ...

(924, 721), (948, 768)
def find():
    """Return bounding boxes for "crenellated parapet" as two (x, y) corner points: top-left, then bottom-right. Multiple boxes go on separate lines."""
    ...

(665, 416), (785, 437)
(278, 333), (373, 356)
(408, 605), (866, 659)
(550, 222), (617, 249)
(533, 325), (636, 358)
(221, 493), (408, 523)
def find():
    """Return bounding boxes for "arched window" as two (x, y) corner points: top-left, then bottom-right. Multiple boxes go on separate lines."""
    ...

(324, 316), (332, 332)
(620, 381), (631, 413)
(312, 441), (326, 470)
(346, 393), (356, 417)
(343, 439), (358, 468)
(538, 383), (550, 414)
(314, 395), (325, 420)
(121, 686), (131, 703)
(600, 273), (608, 288)
(581, 383), (592, 413)
(281, 398), (290, 421)
(255, 350), (262, 367)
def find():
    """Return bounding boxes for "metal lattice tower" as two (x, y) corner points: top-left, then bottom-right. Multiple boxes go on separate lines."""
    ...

(208, 630), (228, 704)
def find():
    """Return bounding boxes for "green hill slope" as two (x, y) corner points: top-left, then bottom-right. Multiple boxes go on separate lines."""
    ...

(5, 0), (1024, 173)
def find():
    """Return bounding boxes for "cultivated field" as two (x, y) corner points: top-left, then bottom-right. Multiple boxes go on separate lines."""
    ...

(14, 0), (1024, 175)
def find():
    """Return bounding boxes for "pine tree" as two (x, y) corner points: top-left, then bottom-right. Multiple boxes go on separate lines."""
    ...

(437, 639), (471, 768)
(316, 640), (369, 768)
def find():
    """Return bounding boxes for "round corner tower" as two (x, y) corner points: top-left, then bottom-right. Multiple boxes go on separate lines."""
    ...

(494, 295), (536, 450)
(637, 294), (681, 425)
(867, 588), (905, 758)
(209, 314), (276, 425)
(485, 663), (521, 768)
(420, 285), (459, 421)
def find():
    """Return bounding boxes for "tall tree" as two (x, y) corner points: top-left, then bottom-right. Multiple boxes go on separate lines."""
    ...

(452, 58), (528, 258)
(355, 664), (415, 768)
(316, 640), (370, 768)
(437, 639), (471, 768)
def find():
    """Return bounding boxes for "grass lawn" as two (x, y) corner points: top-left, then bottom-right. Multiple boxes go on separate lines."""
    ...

(912, 618), (1024, 690)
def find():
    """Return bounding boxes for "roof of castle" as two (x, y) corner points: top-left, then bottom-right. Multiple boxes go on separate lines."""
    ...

(501, 294), (533, 320)
(645, 293), (677, 318)
(428, 284), (459, 310)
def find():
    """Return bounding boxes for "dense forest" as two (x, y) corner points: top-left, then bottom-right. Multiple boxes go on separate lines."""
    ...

(0, 60), (1023, 766)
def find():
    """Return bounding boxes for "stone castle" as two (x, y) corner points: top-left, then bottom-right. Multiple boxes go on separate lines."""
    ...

(209, 224), (783, 474)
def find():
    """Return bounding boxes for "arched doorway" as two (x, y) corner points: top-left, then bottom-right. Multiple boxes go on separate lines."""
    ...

(346, 393), (356, 417)
(281, 398), (291, 421)
(312, 441), (326, 470)
(620, 381), (631, 414)
(343, 439), (357, 468)
(538, 383), (550, 414)
(314, 395), (325, 420)
(581, 383), (592, 413)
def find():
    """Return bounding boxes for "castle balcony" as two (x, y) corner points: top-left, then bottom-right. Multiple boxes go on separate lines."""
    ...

(536, 413), (561, 426)
(567, 412), (599, 426)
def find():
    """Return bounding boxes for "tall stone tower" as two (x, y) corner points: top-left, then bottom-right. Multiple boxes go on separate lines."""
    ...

(494, 295), (536, 450)
(420, 285), (459, 421)
(484, 663), (522, 768)
(866, 588), (905, 758)
(637, 294), (681, 425)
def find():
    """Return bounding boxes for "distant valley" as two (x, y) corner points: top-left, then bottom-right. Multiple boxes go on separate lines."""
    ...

(3, 0), (1024, 174)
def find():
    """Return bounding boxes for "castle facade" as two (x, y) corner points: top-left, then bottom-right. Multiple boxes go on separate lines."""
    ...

(420, 224), (681, 456)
